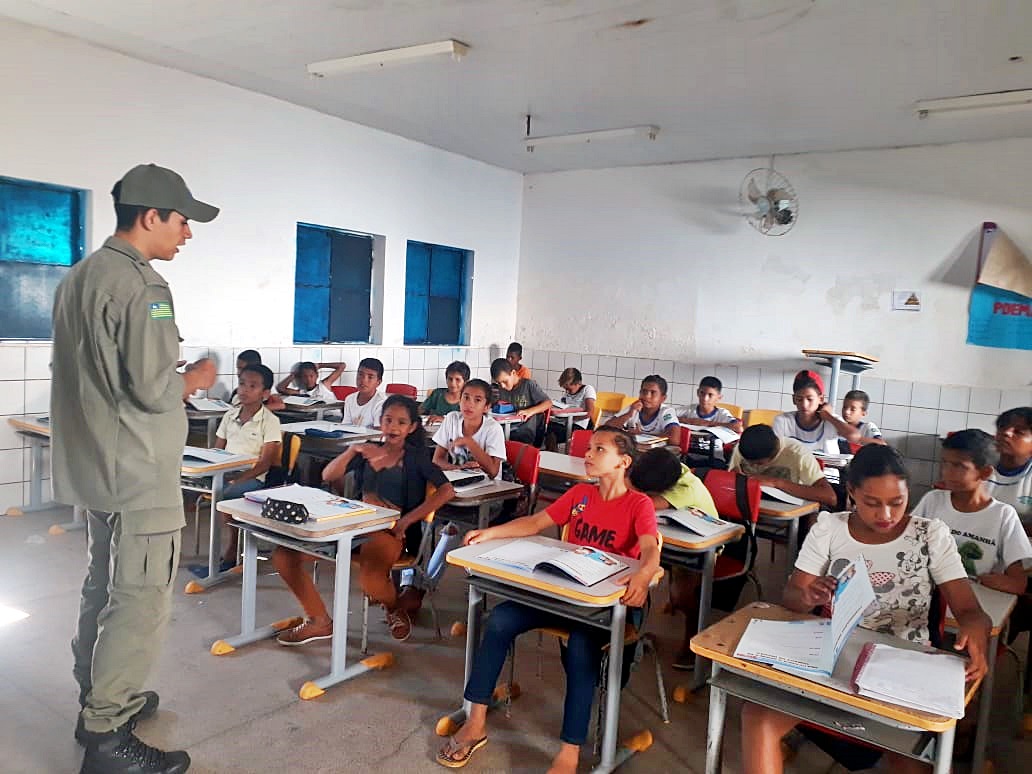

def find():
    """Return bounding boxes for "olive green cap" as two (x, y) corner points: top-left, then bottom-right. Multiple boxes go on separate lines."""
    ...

(112, 164), (219, 222)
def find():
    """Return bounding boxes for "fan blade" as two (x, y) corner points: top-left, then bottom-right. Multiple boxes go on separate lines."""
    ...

(768, 188), (792, 203)
(762, 212), (775, 232)
(747, 179), (763, 204)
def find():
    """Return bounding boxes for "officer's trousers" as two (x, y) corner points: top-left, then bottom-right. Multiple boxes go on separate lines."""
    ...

(72, 509), (181, 733)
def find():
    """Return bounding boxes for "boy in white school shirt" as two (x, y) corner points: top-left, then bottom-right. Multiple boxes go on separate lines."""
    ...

(840, 389), (884, 446)
(987, 406), (1032, 527)
(678, 375), (743, 432)
(340, 357), (386, 428)
(606, 374), (682, 447)
(911, 429), (1031, 595)
(276, 360), (345, 403)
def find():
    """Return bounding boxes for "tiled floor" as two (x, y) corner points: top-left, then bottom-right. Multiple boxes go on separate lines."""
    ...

(1, 506), (1028, 773)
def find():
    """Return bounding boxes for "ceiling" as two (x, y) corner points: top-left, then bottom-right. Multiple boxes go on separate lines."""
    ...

(3, 0), (1032, 173)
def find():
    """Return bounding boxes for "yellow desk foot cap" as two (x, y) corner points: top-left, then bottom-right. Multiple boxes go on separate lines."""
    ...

(230, 564), (244, 575)
(48, 525), (66, 535)
(300, 681), (325, 700)
(184, 580), (205, 595)
(450, 621), (466, 637)
(5, 507), (23, 517)
(623, 729), (653, 753)
(492, 682), (521, 702)
(210, 640), (235, 656)
(436, 716), (460, 737)
(361, 652), (395, 670)
(272, 616), (304, 632)
(672, 685), (691, 704)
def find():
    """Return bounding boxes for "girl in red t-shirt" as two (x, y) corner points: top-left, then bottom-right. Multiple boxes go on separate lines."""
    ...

(437, 427), (660, 772)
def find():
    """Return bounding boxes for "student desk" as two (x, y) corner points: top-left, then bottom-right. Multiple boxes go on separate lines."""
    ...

(489, 412), (525, 441)
(274, 400), (345, 422)
(538, 450), (596, 483)
(657, 516), (745, 692)
(801, 349), (879, 405)
(634, 434), (668, 452)
(755, 498), (821, 581)
(180, 450), (259, 593)
(443, 536), (664, 773)
(185, 407), (225, 447)
(5, 415), (85, 533)
(945, 583), (1017, 774)
(691, 602), (978, 774)
(443, 480), (526, 529)
(211, 497), (398, 699)
(279, 421), (382, 445)
(550, 407), (588, 450)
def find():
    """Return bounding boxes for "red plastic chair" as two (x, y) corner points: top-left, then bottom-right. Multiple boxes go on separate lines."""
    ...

(676, 426), (692, 456)
(569, 429), (592, 458)
(331, 385), (358, 400)
(386, 383), (418, 398)
(505, 440), (540, 512)
(699, 469), (762, 594)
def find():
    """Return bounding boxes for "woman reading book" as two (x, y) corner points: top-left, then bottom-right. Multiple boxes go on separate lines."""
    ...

(436, 427), (660, 773)
(740, 444), (989, 774)
(271, 395), (455, 645)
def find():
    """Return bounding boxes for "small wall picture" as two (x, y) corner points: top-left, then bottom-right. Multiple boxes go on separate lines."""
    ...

(892, 290), (922, 312)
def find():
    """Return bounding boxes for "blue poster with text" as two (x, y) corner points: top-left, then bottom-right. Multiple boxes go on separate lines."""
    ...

(967, 284), (1032, 351)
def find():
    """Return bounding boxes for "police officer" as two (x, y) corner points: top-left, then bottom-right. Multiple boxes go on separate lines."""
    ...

(51, 164), (219, 774)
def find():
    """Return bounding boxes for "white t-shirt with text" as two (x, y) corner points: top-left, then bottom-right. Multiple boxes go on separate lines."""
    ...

(432, 411), (507, 479)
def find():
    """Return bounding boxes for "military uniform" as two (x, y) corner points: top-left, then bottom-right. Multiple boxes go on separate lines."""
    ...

(51, 235), (189, 733)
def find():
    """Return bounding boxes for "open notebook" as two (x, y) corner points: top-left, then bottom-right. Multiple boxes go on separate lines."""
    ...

(478, 539), (627, 587)
(657, 508), (736, 539)
(188, 397), (230, 412)
(733, 555), (874, 676)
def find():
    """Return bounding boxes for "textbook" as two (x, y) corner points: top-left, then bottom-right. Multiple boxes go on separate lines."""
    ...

(850, 642), (966, 717)
(733, 555), (875, 676)
(243, 484), (376, 522)
(181, 446), (253, 466)
(281, 396), (324, 407)
(634, 434), (667, 448)
(442, 469), (494, 493)
(479, 539), (628, 587)
(760, 485), (806, 506)
(657, 507), (736, 539)
(682, 424), (740, 445)
(188, 397), (230, 412)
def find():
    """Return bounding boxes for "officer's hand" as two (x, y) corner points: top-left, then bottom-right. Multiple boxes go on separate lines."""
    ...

(182, 358), (217, 396)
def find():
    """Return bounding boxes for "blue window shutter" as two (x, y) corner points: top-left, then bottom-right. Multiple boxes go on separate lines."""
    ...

(404, 242), (431, 345)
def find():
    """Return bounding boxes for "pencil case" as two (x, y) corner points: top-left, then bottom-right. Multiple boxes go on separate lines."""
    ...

(260, 498), (309, 524)
(305, 428), (345, 438)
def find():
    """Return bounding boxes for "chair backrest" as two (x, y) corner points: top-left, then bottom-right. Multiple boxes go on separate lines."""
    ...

(699, 469), (761, 525)
(716, 402), (744, 420)
(594, 391), (627, 414)
(386, 383), (418, 398)
(619, 394), (639, 411)
(569, 429), (593, 458)
(331, 385), (358, 400)
(505, 440), (540, 487)
(286, 433), (302, 476)
(676, 426), (692, 455)
(589, 402), (603, 428)
(744, 408), (780, 428)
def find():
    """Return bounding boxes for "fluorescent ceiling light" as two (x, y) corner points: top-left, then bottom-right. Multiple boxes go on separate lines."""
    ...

(524, 125), (659, 152)
(915, 89), (1032, 117)
(307, 40), (469, 77)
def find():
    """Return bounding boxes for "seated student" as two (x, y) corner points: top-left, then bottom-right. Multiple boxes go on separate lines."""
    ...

(490, 357), (552, 446)
(199, 364), (283, 574)
(910, 429), (1031, 595)
(987, 406), (1032, 528)
(546, 367), (597, 447)
(629, 448), (717, 670)
(231, 349), (285, 410)
(606, 374), (682, 448)
(772, 370), (860, 452)
(729, 424), (837, 509)
(678, 375), (743, 433)
(420, 360), (470, 421)
(840, 389), (883, 447)
(436, 428), (660, 773)
(272, 395), (455, 645)
(505, 341), (532, 379)
(340, 357), (386, 428)
(740, 444), (989, 774)
(275, 360), (345, 403)
(432, 378), (506, 479)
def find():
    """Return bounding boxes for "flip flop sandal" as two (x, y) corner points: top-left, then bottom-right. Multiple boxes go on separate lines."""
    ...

(436, 736), (487, 768)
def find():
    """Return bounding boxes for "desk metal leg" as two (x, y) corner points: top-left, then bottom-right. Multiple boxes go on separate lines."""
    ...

(705, 662), (726, 774)
(972, 631), (998, 773)
(932, 724), (955, 774)
(13, 436), (61, 514)
(206, 417), (218, 447)
(186, 471), (239, 592)
(592, 603), (628, 774)
(826, 355), (843, 403)
(785, 519), (800, 581)
(477, 503), (490, 530)
(438, 584), (486, 735)
(51, 505), (87, 534)
(692, 551), (716, 692)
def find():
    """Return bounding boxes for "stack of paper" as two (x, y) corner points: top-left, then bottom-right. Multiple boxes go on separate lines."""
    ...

(682, 424), (741, 445)
(851, 643), (966, 718)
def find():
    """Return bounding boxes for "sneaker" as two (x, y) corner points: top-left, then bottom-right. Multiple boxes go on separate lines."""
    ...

(386, 608), (412, 642)
(76, 691), (159, 745)
(80, 725), (189, 774)
(671, 649), (696, 672)
(276, 618), (333, 646)
(397, 586), (425, 615)
(187, 558), (236, 578)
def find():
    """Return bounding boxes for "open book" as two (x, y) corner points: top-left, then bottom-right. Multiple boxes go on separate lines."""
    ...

(243, 484), (375, 522)
(478, 539), (628, 587)
(733, 555), (875, 676)
(443, 468), (495, 494)
(188, 397), (231, 412)
(851, 642), (966, 717)
(182, 446), (253, 467)
(281, 395), (324, 407)
(658, 507), (736, 539)
(760, 485), (806, 506)
(682, 424), (741, 445)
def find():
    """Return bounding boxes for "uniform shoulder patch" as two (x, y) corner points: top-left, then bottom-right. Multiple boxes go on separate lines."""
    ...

(149, 301), (173, 320)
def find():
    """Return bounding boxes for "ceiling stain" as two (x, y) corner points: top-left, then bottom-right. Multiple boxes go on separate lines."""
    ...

(614, 18), (652, 30)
